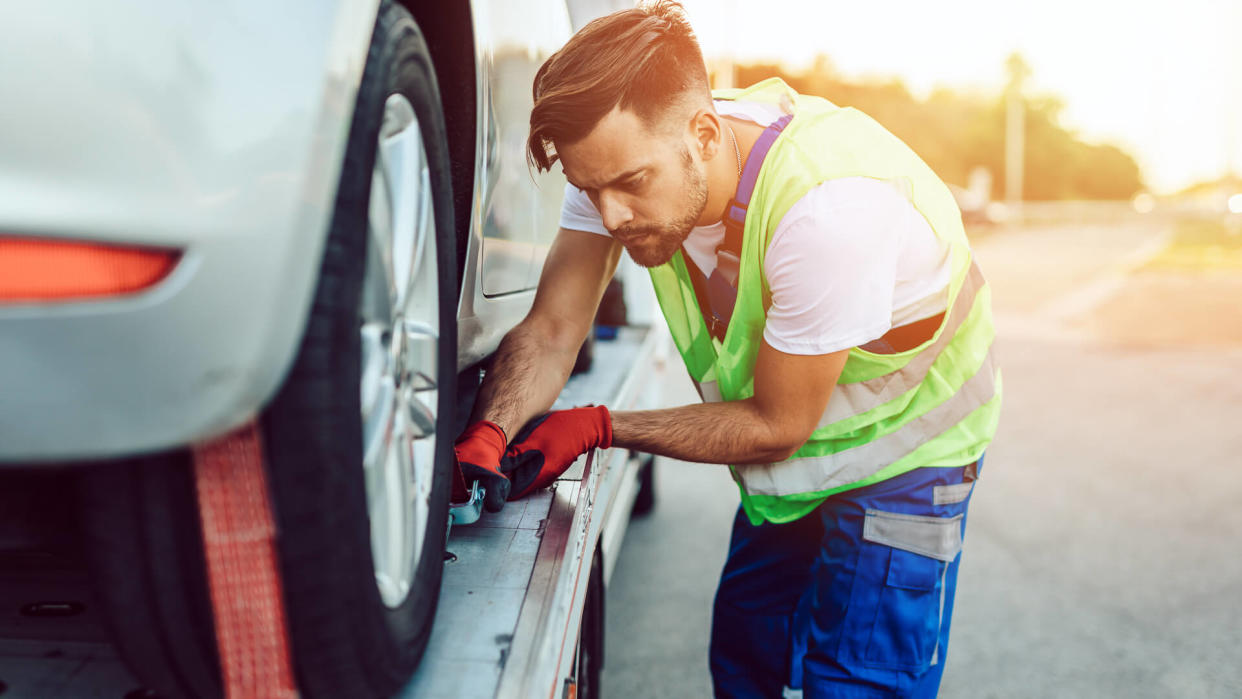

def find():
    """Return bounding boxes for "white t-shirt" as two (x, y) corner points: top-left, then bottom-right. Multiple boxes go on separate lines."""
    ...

(559, 100), (953, 355)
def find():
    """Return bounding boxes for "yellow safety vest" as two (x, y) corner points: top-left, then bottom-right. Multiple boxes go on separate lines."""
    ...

(648, 78), (1002, 525)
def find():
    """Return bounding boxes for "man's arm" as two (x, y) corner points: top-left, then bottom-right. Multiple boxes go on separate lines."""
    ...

(610, 342), (849, 464)
(471, 227), (622, 439)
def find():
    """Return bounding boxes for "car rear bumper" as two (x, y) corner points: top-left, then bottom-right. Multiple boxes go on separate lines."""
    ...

(0, 0), (380, 463)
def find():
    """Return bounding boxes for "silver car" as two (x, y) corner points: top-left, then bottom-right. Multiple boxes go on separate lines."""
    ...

(0, 0), (600, 694)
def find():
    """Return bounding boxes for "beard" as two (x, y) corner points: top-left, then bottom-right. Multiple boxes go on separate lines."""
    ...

(610, 148), (708, 268)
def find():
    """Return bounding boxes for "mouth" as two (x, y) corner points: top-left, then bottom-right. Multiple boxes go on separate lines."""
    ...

(614, 229), (654, 246)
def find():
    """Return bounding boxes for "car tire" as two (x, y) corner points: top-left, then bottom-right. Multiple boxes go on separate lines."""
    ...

(77, 3), (457, 697)
(573, 324), (596, 375)
(571, 548), (605, 699)
(77, 454), (223, 698)
(630, 453), (656, 516)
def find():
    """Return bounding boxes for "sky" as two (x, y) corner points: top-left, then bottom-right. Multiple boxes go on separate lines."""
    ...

(677, 0), (1241, 194)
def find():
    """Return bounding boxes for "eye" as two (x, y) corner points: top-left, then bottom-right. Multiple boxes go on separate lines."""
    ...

(622, 175), (644, 191)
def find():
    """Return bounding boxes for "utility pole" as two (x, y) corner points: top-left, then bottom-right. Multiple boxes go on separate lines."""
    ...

(1229, 2), (1241, 233)
(1005, 53), (1031, 213)
(1229, 2), (1241, 180)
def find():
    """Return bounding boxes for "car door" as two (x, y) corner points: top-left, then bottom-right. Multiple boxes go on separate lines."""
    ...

(473, 0), (573, 296)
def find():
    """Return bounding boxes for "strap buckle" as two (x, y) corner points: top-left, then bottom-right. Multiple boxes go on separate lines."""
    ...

(449, 480), (486, 528)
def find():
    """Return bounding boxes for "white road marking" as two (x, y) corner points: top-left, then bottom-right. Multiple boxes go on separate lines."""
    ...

(1035, 227), (1172, 322)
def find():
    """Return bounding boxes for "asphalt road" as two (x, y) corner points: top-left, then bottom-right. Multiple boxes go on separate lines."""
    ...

(602, 217), (1242, 698)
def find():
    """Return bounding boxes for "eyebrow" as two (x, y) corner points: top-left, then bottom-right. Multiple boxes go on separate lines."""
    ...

(564, 167), (645, 191)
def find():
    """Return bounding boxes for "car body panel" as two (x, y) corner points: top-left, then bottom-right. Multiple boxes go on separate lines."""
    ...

(455, 0), (572, 370)
(0, 0), (379, 461)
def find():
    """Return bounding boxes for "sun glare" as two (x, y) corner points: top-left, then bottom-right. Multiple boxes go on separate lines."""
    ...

(680, 0), (1241, 194)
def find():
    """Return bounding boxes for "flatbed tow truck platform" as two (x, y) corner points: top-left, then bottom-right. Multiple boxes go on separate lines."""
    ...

(0, 322), (672, 699)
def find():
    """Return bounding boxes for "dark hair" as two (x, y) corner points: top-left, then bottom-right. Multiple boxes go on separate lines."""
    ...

(527, 1), (710, 172)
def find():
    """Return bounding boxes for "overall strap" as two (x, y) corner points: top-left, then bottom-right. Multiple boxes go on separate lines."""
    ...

(694, 113), (793, 342)
(722, 113), (793, 255)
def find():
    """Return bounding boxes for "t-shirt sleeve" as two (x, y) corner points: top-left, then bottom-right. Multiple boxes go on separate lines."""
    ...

(559, 182), (611, 236)
(761, 180), (903, 355)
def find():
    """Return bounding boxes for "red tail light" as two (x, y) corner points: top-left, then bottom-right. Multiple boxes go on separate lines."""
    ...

(0, 237), (180, 303)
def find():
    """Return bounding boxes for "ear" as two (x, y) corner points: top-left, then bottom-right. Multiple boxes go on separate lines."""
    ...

(689, 108), (723, 162)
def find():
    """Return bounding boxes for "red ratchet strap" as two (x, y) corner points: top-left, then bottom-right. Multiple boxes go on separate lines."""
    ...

(192, 422), (298, 699)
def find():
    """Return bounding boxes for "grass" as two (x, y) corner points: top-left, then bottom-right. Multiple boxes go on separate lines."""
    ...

(1141, 218), (1242, 272)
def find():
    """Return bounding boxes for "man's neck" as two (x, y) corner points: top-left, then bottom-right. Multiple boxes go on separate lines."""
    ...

(703, 115), (768, 226)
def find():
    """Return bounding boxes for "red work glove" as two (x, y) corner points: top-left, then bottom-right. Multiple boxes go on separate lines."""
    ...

(501, 406), (613, 501)
(453, 421), (510, 512)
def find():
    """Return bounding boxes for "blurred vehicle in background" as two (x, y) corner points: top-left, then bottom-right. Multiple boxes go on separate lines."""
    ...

(0, 0), (582, 695)
(948, 183), (1005, 227)
(946, 166), (1002, 227)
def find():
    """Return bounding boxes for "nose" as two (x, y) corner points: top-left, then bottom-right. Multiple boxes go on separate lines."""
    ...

(597, 191), (633, 232)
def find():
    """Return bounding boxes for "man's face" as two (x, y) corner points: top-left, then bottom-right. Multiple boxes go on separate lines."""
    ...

(558, 107), (708, 268)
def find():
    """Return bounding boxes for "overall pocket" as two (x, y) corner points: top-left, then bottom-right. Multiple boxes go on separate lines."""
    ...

(858, 510), (962, 671)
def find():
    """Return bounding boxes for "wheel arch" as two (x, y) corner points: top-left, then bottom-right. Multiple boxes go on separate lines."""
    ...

(399, 0), (478, 288)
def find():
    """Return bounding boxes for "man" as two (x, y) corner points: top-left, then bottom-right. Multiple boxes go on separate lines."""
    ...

(453, 2), (1001, 696)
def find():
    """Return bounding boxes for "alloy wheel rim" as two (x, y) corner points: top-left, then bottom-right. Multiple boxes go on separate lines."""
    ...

(359, 93), (440, 609)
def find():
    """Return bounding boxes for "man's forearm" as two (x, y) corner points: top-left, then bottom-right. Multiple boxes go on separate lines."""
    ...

(611, 400), (798, 466)
(471, 321), (579, 440)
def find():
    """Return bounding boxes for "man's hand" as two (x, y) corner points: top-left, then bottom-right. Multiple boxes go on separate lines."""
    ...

(453, 421), (511, 512)
(468, 228), (622, 439)
(501, 406), (613, 500)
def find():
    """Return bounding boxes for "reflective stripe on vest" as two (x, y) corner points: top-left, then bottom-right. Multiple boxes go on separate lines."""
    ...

(692, 262), (986, 421)
(737, 343), (999, 497)
(816, 262), (987, 427)
(695, 379), (723, 403)
(691, 261), (997, 497)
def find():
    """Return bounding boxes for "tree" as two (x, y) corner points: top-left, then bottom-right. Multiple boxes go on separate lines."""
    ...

(734, 57), (1145, 200)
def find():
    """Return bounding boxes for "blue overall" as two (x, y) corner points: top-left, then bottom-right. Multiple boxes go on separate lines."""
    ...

(710, 460), (981, 698)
